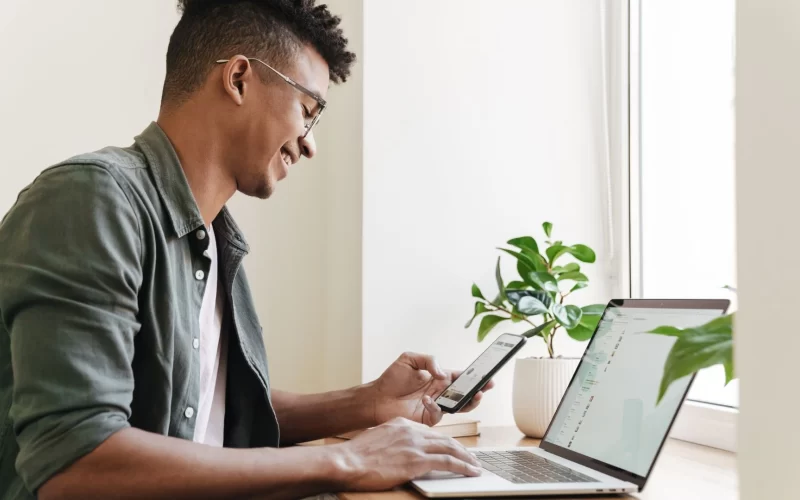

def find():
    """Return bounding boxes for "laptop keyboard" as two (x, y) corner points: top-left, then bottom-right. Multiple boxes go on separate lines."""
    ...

(474, 451), (595, 484)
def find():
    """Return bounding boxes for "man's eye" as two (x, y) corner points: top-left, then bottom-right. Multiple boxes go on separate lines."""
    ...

(303, 106), (312, 119)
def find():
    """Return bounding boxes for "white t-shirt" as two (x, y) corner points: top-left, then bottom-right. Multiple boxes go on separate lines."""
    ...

(192, 225), (227, 446)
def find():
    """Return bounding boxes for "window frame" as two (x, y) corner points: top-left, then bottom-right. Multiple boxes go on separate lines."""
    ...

(626, 0), (737, 453)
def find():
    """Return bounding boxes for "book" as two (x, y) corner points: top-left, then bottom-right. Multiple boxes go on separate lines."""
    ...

(335, 414), (480, 440)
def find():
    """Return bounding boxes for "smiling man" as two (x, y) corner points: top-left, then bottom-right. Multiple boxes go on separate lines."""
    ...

(0, 1), (491, 499)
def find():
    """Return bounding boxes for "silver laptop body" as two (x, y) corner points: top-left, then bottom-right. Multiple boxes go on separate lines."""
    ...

(412, 299), (729, 497)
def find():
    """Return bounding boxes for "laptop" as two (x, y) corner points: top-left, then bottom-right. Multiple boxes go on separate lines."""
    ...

(412, 298), (730, 497)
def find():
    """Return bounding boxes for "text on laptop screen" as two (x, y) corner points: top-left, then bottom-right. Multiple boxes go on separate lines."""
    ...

(543, 306), (725, 477)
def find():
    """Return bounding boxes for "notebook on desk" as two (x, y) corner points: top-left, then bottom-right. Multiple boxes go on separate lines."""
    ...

(411, 299), (730, 498)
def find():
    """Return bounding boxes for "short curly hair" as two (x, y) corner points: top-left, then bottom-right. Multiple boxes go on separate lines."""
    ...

(162, 0), (356, 104)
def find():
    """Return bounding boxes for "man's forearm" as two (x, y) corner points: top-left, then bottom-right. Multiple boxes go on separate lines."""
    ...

(39, 427), (352, 500)
(272, 383), (379, 445)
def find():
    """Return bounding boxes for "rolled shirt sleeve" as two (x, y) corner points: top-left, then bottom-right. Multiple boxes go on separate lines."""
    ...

(0, 164), (142, 492)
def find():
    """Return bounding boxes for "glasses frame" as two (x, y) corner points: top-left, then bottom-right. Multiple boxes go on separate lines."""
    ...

(215, 57), (327, 138)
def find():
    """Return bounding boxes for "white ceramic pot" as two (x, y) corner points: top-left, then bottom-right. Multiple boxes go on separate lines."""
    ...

(512, 357), (580, 438)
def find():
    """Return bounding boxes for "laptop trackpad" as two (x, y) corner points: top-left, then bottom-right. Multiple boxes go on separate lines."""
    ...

(416, 471), (469, 480)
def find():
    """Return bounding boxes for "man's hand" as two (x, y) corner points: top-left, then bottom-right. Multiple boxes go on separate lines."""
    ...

(332, 417), (483, 491)
(369, 352), (495, 427)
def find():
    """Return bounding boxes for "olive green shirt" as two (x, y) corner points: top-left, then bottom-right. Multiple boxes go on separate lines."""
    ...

(0, 123), (280, 498)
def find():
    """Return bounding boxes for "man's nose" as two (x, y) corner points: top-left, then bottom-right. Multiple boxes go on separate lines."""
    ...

(300, 129), (316, 159)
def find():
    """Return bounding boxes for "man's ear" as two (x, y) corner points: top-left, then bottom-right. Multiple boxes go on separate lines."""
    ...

(220, 56), (251, 105)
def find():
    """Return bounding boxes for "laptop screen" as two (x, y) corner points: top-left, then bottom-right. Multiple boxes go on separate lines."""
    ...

(542, 302), (726, 478)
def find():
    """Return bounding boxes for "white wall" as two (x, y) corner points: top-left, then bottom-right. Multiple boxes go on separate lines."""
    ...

(362, 0), (618, 426)
(736, 0), (800, 497)
(230, 0), (365, 393)
(0, 0), (180, 215)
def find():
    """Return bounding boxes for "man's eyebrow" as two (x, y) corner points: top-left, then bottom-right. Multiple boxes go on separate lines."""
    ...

(301, 85), (325, 103)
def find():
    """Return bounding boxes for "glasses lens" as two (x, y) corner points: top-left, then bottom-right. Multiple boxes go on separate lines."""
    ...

(304, 110), (323, 138)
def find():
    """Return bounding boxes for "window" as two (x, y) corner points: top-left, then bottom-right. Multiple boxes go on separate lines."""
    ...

(632, 0), (737, 409)
(627, 0), (738, 451)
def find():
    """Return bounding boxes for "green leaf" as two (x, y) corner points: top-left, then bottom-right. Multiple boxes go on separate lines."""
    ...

(506, 281), (529, 290)
(569, 244), (597, 263)
(507, 236), (539, 255)
(517, 296), (549, 316)
(524, 272), (559, 293)
(547, 244), (597, 265)
(471, 283), (485, 300)
(495, 256), (506, 301)
(546, 244), (567, 263)
(499, 248), (541, 277)
(513, 252), (547, 279)
(566, 313), (601, 341)
(525, 250), (549, 272)
(570, 282), (589, 293)
(477, 315), (507, 342)
(543, 222), (553, 238)
(506, 290), (553, 309)
(648, 326), (684, 337)
(552, 304), (582, 329)
(517, 259), (532, 281)
(465, 302), (489, 328)
(552, 263), (580, 275)
(523, 320), (556, 339)
(724, 360), (735, 384)
(558, 271), (589, 282)
(581, 304), (606, 316)
(648, 314), (735, 403)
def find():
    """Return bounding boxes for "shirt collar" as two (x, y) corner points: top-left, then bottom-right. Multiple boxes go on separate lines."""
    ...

(134, 122), (249, 253)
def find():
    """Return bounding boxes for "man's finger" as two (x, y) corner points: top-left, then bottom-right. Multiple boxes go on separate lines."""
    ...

(422, 438), (481, 467)
(422, 395), (444, 426)
(459, 391), (483, 413)
(481, 379), (496, 392)
(424, 455), (482, 478)
(403, 352), (446, 379)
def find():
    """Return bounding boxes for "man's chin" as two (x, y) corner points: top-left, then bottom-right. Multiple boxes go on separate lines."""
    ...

(239, 178), (273, 200)
(253, 183), (273, 200)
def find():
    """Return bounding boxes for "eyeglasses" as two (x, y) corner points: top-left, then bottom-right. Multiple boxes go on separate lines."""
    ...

(215, 57), (326, 139)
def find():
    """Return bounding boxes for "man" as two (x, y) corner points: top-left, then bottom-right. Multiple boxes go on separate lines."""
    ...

(0, 1), (492, 498)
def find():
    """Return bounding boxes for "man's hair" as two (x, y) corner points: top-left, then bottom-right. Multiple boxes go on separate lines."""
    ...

(162, 0), (356, 104)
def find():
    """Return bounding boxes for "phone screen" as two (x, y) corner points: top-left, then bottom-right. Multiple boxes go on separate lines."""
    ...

(436, 333), (525, 409)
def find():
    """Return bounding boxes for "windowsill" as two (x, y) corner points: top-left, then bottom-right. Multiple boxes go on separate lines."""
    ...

(670, 400), (738, 452)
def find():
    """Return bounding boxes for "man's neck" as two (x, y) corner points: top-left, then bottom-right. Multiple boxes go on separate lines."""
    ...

(156, 105), (237, 227)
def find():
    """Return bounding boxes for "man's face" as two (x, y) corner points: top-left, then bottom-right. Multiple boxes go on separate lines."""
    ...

(222, 46), (330, 199)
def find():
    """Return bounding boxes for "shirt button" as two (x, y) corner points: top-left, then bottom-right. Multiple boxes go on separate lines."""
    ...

(196, 229), (206, 240)
(195, 270), (205, 281)
(193, 338), (200, 349)
(185, 407), (194, 419)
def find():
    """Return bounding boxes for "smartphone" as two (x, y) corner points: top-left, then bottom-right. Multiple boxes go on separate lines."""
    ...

(435, 333), (527, 413)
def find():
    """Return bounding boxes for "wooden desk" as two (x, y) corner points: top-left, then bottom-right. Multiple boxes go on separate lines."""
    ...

(323, 426), (737, 500)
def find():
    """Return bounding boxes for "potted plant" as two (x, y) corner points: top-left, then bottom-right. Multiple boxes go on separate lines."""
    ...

(466, 222), (605, 437)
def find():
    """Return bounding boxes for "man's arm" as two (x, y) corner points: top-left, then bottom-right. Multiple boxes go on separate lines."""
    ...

(272, 385), (378, 445)
(272, 352), (495, 445)
(38, 427), (342, 500)
(40, 417), (482, 500)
